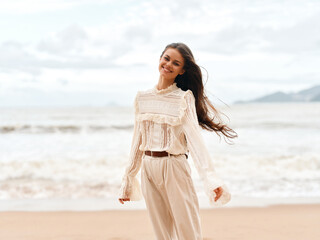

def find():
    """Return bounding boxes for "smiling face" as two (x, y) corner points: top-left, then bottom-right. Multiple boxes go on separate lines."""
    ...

(159, 48), (185, 81)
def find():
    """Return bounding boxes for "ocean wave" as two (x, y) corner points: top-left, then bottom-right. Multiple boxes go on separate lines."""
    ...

(0, 124), (133, 134)
(0, 153), (319, 200)
(1, 121), (319, 134)
(0, 178), (116, 199)
(232, 122), (320, 129)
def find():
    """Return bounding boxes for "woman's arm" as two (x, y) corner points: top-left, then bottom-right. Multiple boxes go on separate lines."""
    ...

(118, 94), (143, 203)
(182, 90), (231, 206)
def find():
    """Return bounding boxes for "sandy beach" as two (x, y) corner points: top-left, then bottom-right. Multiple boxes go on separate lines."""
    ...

(0, 204), (319, 240)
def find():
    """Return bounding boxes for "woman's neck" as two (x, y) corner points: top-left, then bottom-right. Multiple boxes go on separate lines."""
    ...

(157, 76), (175, 90)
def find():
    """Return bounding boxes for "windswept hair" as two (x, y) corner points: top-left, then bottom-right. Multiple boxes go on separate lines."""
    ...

(160, 42), (238, 143)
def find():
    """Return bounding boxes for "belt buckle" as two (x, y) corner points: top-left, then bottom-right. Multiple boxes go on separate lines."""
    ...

(150, 151), (154, 157)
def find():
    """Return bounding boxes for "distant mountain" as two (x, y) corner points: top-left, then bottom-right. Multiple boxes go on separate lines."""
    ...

(235, 85), (320, 103)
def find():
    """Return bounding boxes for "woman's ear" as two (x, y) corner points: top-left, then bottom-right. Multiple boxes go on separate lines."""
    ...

(179, 69), (185, 75)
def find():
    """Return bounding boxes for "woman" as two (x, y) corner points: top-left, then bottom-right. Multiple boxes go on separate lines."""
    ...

(118, 42), (237, 240)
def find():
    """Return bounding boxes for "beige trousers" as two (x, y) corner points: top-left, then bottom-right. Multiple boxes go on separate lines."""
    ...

(141, 153), (203, 240)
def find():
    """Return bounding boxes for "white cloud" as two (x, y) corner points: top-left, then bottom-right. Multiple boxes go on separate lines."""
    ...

(37, 24), (88, 54)
(0, 0), (115, 14)
(0, 0), (319, 106)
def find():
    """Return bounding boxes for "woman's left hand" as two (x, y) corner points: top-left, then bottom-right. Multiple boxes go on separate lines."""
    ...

(214, 187), (223, 202)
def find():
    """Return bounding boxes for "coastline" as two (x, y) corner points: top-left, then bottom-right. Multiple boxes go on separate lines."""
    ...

(1, 196), (320, 211)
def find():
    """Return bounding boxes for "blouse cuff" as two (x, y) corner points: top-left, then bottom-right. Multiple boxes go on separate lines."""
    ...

(118, 175), (142, 201)
(203, 174), (231, 206)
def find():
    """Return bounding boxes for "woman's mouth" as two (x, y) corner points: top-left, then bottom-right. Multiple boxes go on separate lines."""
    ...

(162, 66), (172, 73)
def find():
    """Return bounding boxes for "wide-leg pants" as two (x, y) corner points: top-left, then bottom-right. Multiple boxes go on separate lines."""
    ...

(141, 153), (203, 240)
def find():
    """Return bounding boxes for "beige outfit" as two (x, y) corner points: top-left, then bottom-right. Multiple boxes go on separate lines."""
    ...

(119, 83), (231, 240)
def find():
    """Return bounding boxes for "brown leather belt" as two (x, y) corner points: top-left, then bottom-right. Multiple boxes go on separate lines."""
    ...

(144, 150), (188, 159)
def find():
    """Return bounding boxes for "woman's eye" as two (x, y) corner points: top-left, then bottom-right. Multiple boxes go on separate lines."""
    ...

(164, 57), (169, 60)
(174, 63), (179, 66)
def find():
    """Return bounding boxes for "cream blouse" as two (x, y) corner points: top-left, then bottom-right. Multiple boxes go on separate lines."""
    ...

(119, 82), (231, 206)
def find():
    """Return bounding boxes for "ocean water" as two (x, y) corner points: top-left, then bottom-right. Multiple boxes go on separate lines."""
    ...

(0, 103), (319, 210)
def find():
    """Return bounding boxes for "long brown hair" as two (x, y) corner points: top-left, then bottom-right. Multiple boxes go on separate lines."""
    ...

(160, 42), (238, 143)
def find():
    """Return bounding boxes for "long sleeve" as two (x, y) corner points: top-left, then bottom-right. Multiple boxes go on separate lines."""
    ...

(118, 94), (144, 201)
(182, 90), (231, 206)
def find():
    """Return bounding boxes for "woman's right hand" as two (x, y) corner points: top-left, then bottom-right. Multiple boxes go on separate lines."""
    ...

(119, 198), (130, 204)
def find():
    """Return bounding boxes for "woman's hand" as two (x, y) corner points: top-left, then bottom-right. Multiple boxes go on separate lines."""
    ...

(119, 198), (130, 204)
(214, 187), (223, 202)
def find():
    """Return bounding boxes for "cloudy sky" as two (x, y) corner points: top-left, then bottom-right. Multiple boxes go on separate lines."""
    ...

(0, 0), (319, 106)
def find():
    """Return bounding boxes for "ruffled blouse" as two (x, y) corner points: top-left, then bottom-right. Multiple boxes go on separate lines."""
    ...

(118, 82), (231, 206)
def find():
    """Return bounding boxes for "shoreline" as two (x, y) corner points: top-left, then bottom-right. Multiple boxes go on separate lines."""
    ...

(0, 204), (319, 240)
(1, 196), (320, 211)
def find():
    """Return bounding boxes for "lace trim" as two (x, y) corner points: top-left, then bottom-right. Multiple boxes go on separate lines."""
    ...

(206, 181), (231, 206)
(153, 82), (179, 94)
(118, 175), (142, 201)
(135, 90), (192, 126)
(198, 167), (231, 206)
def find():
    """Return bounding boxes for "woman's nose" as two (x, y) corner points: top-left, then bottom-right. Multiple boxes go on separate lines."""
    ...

(167, 61), (173, 68)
